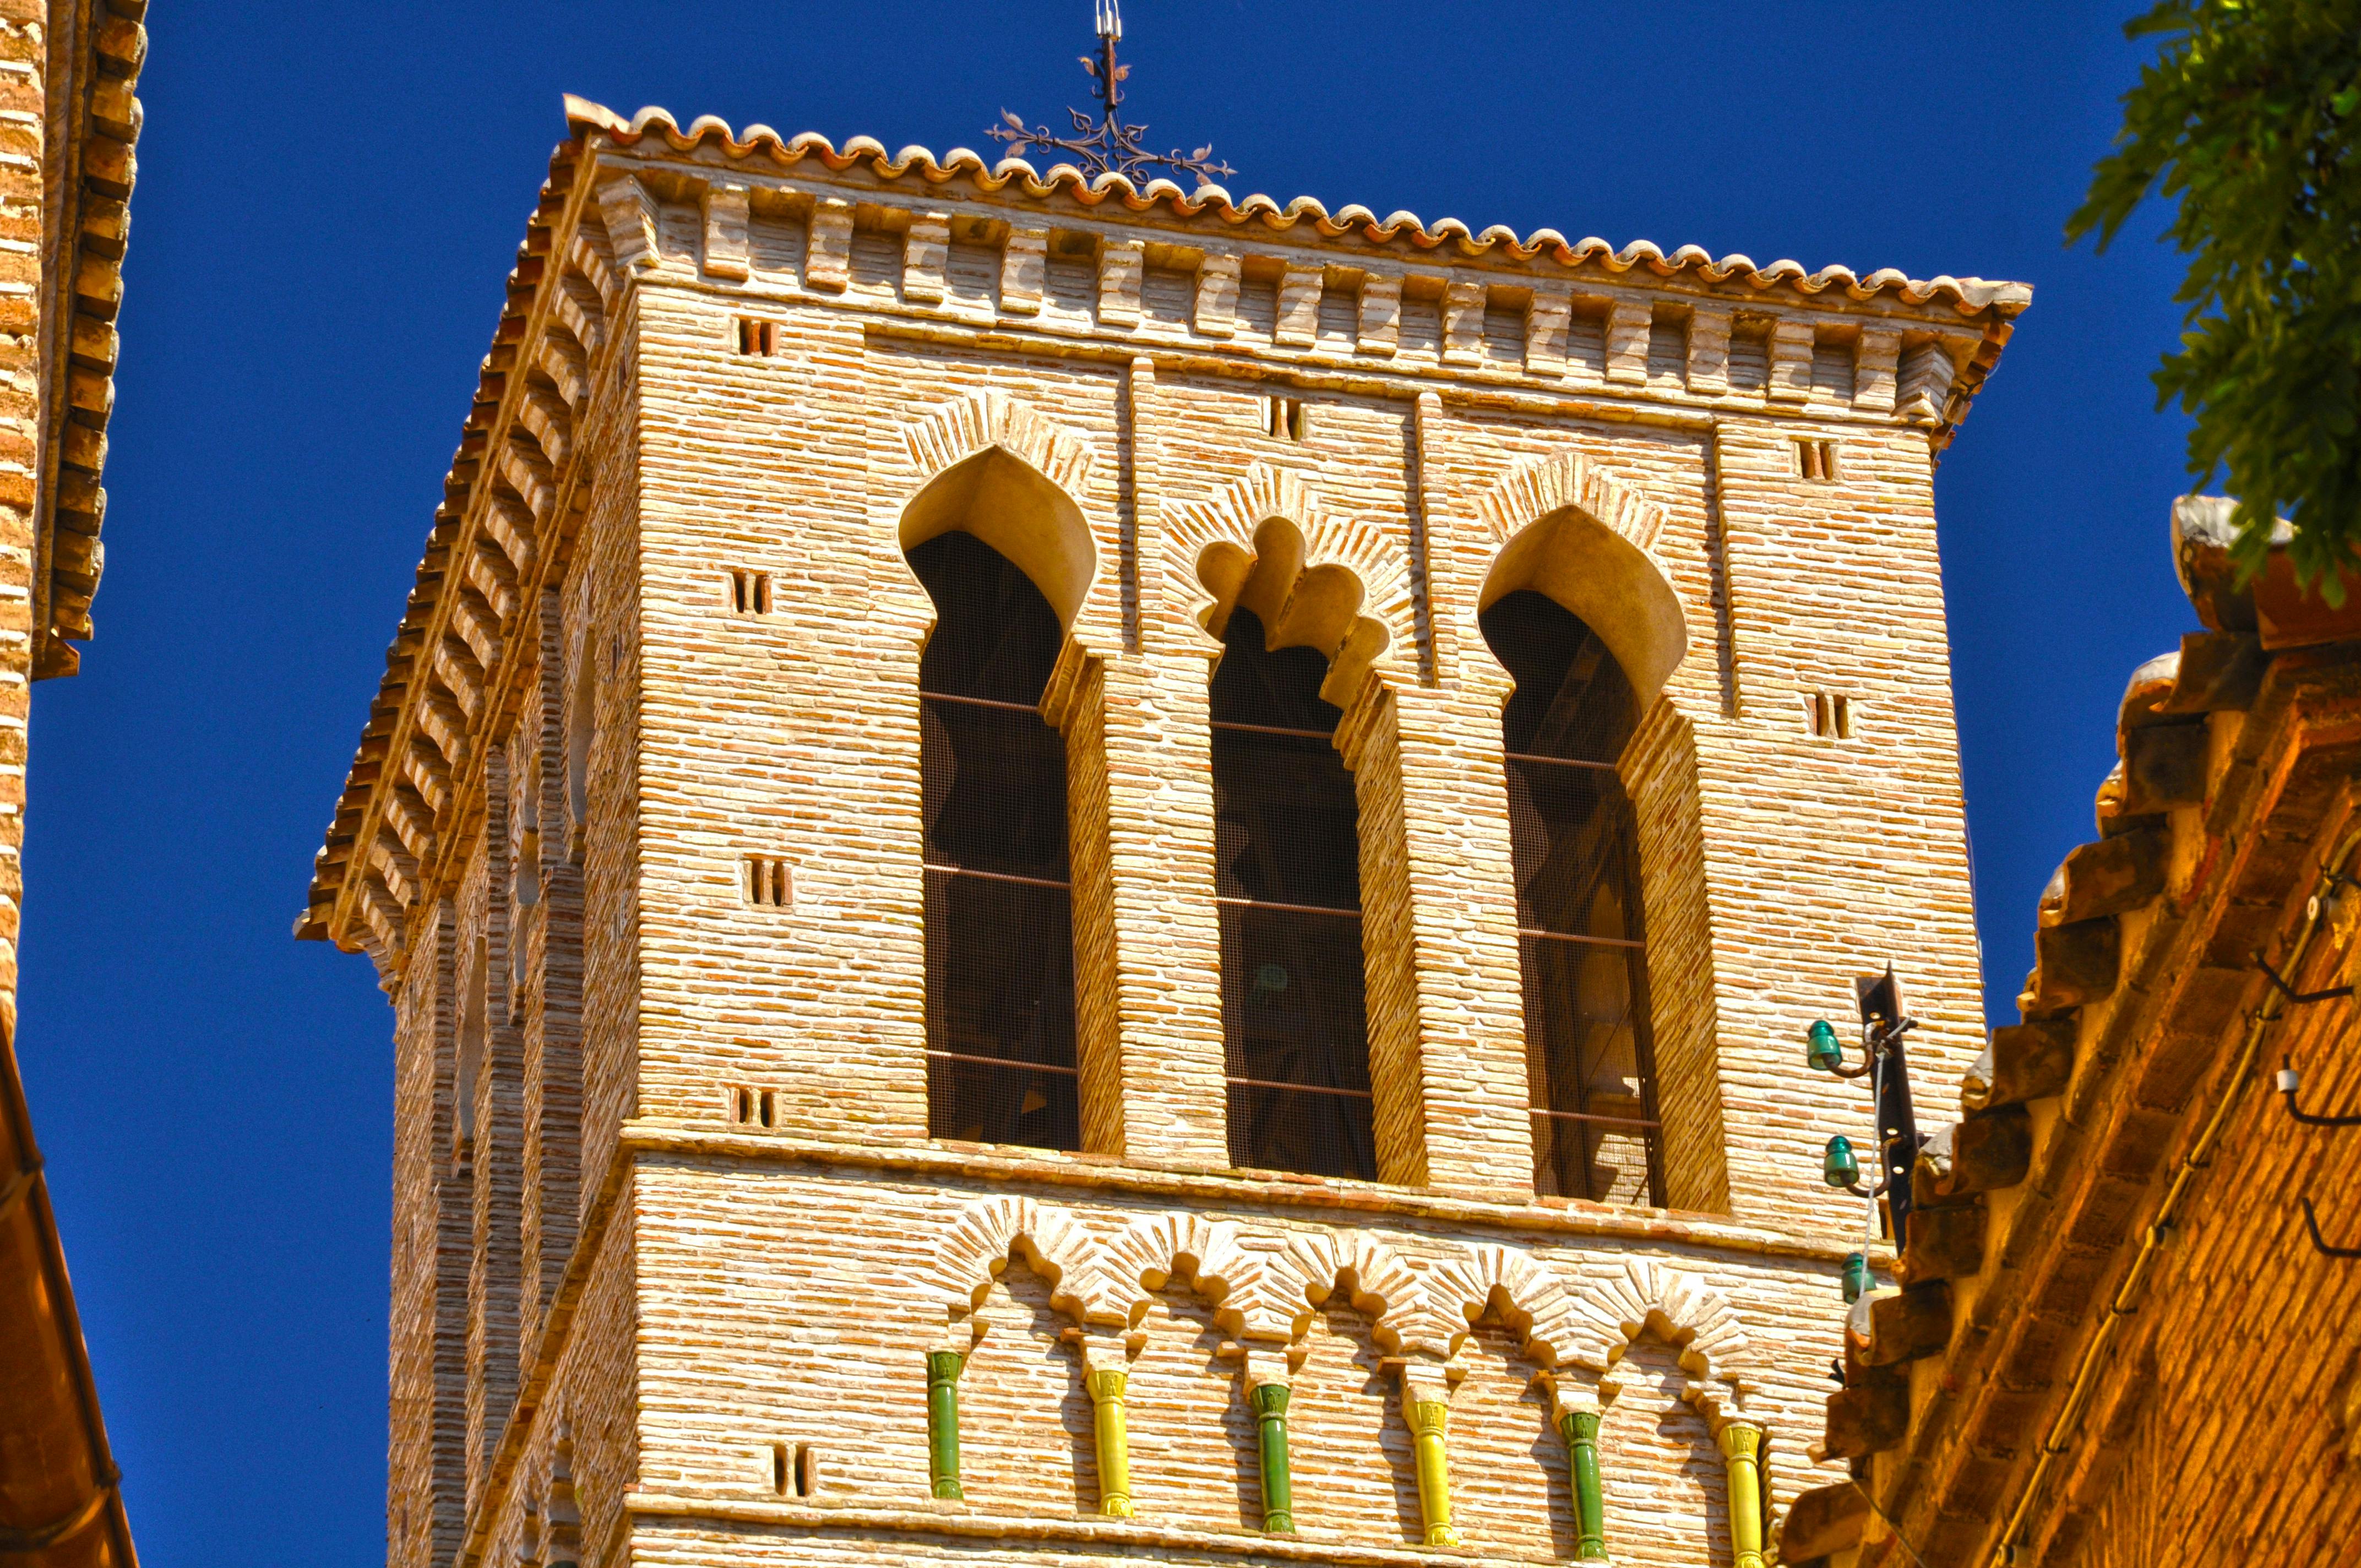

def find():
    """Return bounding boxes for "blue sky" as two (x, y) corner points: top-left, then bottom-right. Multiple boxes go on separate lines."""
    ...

(22, 2), (2193, 1561)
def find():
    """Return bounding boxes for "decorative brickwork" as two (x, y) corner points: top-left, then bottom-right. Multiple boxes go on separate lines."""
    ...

(301, 97), (2028, 1568)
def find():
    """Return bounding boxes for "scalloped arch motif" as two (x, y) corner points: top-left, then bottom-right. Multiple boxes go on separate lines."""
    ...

(1563, 1258), (1754, 1401)
(1477, 450), (1667, 553)
(1104, 1213), (1260, 1322)
(1163, 466), (1414, 677)
(900, 390), (1098, 500)
(1419, 1243), (1585, 1369)
(924, 1194), (1123, 1327)
(1264, 1230), (1427, 1350)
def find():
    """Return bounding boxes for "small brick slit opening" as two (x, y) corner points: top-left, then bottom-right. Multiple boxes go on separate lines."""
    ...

(746, 854), (792, 908)
(1265, 395), (1307, 442)
(1796, 437), (1842, 482)
(1806, 693), (1856, 740)
(770, 1442), (817, 1498)
(736, 317), (779, 356)
(728, 569), (773, 615)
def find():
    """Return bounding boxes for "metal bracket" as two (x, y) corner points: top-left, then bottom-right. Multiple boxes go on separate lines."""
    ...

(2300, 1196), (2361, 1260)
(2256, 956), (2353, 1007)
(2278, 1056), (2361, 1128)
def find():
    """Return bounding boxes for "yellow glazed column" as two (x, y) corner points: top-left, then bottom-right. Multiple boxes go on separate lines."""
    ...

(1719, 1422), (1766, 1568)
(1402, 1369), (1459, 1547)
(1083, 1344), (1134, 1517)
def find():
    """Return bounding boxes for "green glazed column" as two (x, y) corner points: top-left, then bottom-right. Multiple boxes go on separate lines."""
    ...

(1719, 1422), (1766, 1568)
(1084, 1357), (1135, 1517)
(1245, 1358), (1296, 1533)
(924, 1349), (966, 1500)
(1557, 1408), (1608, 1561)
(1402, 1371), (1460, 1548)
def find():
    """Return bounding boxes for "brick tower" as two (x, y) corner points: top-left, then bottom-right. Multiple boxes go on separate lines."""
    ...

(300, 92), (2027, 1568)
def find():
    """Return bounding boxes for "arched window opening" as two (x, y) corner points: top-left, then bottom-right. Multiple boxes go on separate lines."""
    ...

(1483, 589), (1664, 1206)
(910, 530), (1079, 1151)
(1211, 608), (1375, 1179)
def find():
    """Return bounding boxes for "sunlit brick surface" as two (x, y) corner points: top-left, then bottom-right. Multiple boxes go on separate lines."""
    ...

(320, 103), (2027, 1568)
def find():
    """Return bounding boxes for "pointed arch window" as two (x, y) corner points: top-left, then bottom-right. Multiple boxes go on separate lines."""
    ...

(909, 530), (1079, 1151)
(1211, 608), (1376, 1180)
(1483, 589), (1664, 1206)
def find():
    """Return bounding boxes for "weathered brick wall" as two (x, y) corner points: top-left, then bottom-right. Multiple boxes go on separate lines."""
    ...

(332, 110), (2023, 1568)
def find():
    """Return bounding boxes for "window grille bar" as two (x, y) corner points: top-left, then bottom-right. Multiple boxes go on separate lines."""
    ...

(1225, 1076), (1374, 1101)
(920, 689), (1045, 716)
(926, 1048), (1080, 1077)
(923, 863), (1074, 892)
(1516, 926), (1645, 950)
(1503, 750), (1622, 772)
(1527, 1107), (1662, 1130)
(1215, 895), (1360, 919)
(1210, 720), (1337, 742)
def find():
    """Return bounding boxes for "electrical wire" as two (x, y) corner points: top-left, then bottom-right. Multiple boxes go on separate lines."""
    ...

(1985, 825), (2361, 1565)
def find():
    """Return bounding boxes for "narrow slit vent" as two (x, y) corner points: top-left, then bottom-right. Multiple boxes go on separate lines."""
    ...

(1805, 693), (1856, 740)
(737, 317), (779, 356)
(729, 570), (773, 614)
(1265, 396), (1307, 442)
(1796, 438), (1841, 482)
(746, 856), (792, 908)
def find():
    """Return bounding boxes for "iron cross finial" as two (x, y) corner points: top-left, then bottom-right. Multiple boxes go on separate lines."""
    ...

(988, 2), (1234, 186)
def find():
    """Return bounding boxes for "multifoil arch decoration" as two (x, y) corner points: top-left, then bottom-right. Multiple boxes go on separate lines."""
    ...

(1419, 1243), (1585, 1370)
(926, 1193), (1124, 1328)
(1102, 1212), (1273, 1335)
(1265, 1229), (1428, 1351)
(1474, 450), (1689, 704)
(1163, 464), (1413, 708)
(1563, 1256), (1755, 1428)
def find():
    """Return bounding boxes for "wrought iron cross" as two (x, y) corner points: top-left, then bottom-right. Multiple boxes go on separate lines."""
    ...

(987, 1), (1236, 186)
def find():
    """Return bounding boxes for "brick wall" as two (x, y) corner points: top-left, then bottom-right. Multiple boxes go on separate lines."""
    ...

(318, 112), (2025, 1568)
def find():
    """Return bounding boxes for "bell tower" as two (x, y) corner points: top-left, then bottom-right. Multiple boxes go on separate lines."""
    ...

(303, 78), (2025, 1568)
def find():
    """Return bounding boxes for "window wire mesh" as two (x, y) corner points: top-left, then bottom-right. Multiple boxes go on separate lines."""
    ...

(1486, 590), (1664, 1206)
(1211, 610), (1375, 1180)
(909, 531), (1079, 1151)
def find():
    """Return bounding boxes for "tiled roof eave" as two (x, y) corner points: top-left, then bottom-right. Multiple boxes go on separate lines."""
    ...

(561, 96), (2033, 323)
(32, 0), (146, 680)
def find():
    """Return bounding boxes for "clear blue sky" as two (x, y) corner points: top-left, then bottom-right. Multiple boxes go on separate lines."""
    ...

(24, 2), (2191, 1561)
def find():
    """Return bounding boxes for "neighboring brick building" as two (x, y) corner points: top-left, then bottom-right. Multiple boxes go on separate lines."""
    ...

(0, 1), (145, 1565)
(1785, 500), (2361, 1568)
(300, 96), (2029, 1568)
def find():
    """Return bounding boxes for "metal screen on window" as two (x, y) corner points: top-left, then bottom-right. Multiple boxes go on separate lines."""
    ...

(1210, 609), (1377, 1180)
(908, 531), (1079, 1151)
(1484, 590), (1664, 1206)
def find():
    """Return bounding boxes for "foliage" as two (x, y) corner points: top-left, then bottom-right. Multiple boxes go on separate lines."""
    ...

(2069, 0), (2361, 597)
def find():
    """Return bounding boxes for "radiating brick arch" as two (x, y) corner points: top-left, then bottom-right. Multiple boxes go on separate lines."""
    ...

(1104, 1213), (1262, 1330)
(925, 1194), (1124, 1327)
(897, 391), (1102, 629)
(904, 389), (1098, 500)
(1264, 1229), (1427, 1350)
(1564, 1257), (1755, 1426)
(1164, 465), (1412, 707)
(1475, 451), (1688, 703)
(1419, 1243), (1585, 1370)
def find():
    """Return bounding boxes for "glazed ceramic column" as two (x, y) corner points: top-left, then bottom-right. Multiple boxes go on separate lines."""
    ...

(1557, 1406), (1609, 1560)
(1720, 1422), (1766, 1568)
(1244, 1349), (1296, 1533)
(923, 1349), (966, 1500)
(1400, 1367), (1460, 1547)
(1082, 1342), (1135, 1517)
